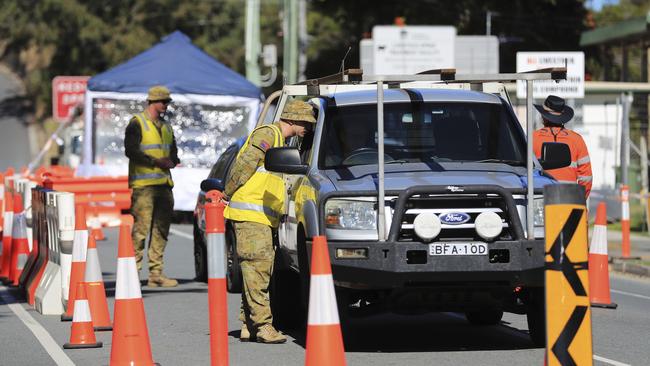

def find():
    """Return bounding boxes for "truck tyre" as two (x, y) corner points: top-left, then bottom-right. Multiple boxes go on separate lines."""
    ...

(225, 224), (242, 293)
(465, 309), (503, 325)
(527, 288), (546, 347)
(193, 221), (207, 282)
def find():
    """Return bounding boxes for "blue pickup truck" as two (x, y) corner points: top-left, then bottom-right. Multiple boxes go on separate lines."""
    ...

(196, 69), (570, 346)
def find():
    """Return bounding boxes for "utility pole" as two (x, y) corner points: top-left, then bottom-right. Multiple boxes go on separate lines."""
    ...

(298, 0), (307, 82)
(283, 0), (298, 84)
(245, 0), (261, 85)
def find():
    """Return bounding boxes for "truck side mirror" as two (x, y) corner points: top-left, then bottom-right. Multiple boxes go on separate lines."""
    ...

(265, 147), (309, 175)
(539, 142), (571, 170)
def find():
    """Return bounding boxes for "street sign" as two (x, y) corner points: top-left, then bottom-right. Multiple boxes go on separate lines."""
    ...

(372, 26), (455, 75)
(516, 52), (584, 99)
(52, 76), (89, 122)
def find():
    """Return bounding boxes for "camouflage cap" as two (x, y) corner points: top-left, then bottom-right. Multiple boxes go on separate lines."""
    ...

(280, 100), (316, 123)
(147, 85), (171, 102)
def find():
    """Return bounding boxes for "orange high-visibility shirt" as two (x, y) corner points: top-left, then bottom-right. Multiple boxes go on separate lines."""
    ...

(533, 126), (592, 198)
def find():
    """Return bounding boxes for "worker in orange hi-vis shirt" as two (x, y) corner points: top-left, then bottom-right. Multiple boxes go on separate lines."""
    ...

(533, 95), (593, 199)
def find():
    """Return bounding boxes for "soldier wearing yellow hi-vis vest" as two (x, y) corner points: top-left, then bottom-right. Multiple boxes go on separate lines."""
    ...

(224, 100), (316, 344)
(124, 85), (180, 288)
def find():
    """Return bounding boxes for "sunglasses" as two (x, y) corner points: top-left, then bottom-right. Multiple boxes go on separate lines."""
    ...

(158, 99), (171, 105)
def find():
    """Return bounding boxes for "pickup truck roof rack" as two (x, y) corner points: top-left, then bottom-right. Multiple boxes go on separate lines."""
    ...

(298, 67), (567, 87)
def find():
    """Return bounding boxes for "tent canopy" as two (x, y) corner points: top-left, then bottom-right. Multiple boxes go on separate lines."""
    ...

(88, 31), (261, 99)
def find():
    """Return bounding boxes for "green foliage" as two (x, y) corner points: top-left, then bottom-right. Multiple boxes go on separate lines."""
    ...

(0, 0), (588, 121)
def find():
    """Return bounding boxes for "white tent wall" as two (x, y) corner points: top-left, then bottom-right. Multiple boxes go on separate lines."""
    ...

(81, 90), (261, 211)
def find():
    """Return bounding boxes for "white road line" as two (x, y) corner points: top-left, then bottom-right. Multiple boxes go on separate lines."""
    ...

(594, 355), (630, 366)
(611, 289), (650, 301)
(447, 312), (629, 366)
(170, 228), (193, 241)
(0, 286), (74, 366)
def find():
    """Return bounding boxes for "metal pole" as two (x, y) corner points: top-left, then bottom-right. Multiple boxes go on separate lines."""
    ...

(245, 0), (261, 85)
(297, 0), (307, 82)
(377, 81), (386, 241)
(621, 92), (631, 186)
(283, 0), (298, 84)
(526, 80), (534, 239)
(486, 11), (492, 36)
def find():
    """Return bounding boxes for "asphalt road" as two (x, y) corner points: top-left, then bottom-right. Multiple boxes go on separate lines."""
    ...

(1, 223), (649, 366)
(0, 66), (31, 172)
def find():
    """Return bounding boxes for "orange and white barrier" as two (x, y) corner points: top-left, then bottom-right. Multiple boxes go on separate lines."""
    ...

(9, 193), (29, 286)
(305, 235), (346, 366)
(620, 185), (631, 258)
(56, 193), (76, 311)
(589, 202), (617, 309)
(34, 191), (66, 315)
(84, 235), (112, 331)
(0, 176), (15, 281)
(110, 223), (157, 365)
(62, 204), (88, 321)
(24, 187), (48, 305)
(205, 190), (228, 366)
(63, 282), (103, 349)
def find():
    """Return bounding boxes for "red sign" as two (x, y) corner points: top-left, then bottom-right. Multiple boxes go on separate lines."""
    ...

(52, 76), (90, 122)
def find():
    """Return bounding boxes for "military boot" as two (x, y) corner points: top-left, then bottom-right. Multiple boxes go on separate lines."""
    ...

(240, 323), (254, 342)
(256, 324), (286, 344)
(147, 273), (178, 287)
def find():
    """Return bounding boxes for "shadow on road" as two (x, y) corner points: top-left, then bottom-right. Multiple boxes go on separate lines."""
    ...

(280, 312), (539, 353)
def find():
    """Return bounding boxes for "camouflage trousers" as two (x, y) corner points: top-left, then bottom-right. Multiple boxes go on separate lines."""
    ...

(234, 221), (275, 329)
(130, 185), (174, 274)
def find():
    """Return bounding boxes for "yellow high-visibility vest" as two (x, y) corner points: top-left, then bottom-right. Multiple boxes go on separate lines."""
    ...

(224, 124), (285, 227)
(128, 113), (174, 188)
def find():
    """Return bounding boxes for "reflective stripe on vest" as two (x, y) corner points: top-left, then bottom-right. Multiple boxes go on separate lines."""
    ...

(224, 124), (285, 227)
(129, 113), (174, 188)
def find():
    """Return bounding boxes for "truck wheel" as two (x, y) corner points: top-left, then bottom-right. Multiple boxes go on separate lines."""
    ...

(465, 309), (503, 325)
(225, 225), (242, 293)
(527, 288), (546, 347)
(271, 268), (305, 330)
(193, 221), (207, 282)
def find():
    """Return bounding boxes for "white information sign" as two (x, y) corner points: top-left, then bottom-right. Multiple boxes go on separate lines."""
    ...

(516, 52), (584, 99)
(372, 26), (456, 75)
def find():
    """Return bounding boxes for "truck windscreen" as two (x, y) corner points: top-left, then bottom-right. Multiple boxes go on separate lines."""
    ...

(319, 101), (526, 168)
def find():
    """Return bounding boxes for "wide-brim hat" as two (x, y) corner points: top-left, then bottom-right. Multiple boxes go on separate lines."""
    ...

(147, 85), (172, 102)
(534, 95), (573, 125)
(280, 100), (316, 123)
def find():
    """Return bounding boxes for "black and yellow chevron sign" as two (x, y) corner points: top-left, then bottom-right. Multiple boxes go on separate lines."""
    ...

(544, 203), (593, 366)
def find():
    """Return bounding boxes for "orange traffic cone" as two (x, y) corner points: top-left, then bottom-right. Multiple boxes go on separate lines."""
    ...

(62, 205), (89, 321)
(84, 235), (112, 331)
(63, 281), (103, 349)
(305, 235), (346, 366)
(110, 224), (156, 366)
(589, 202), (617, 309)
(90, 216), (106, 242)
(0, 188), (14, 281)
(0, 172), (4, 239)
(9, 193), (29, 286)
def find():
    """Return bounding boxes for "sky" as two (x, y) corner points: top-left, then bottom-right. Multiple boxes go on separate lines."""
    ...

(586, 0), (620, 11)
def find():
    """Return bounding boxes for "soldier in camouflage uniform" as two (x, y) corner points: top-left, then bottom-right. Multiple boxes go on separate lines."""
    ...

(124, 85), (180, 287)
(224, 100), (316, 343)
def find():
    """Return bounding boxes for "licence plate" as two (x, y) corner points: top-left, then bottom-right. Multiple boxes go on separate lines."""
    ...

(429, 242), (488, 256)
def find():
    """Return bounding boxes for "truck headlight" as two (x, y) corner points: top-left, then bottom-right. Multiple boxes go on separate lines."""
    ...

(325, 199), (377, 230)
(533, 198), (544, 226)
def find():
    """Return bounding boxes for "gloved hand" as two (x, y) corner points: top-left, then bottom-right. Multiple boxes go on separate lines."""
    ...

(154, 157), (176, 169)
